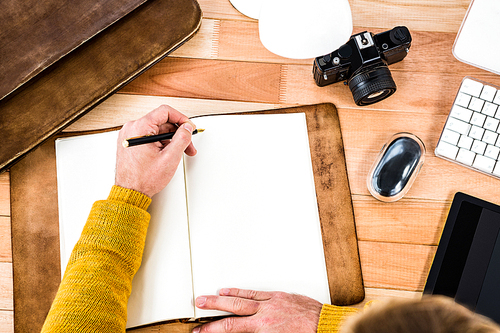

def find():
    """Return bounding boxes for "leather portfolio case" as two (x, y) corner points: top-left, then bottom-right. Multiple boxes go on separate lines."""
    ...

(0, 0), (202, 173)
(10, 103), (364, 332)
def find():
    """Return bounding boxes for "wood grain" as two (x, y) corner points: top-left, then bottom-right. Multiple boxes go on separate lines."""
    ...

(131, 322), (200, 333)
(284, 68), (500, 111)
(0, 311), (13, 333)
(350, 0), (469, 33)
(0, 171), (11, 333)
(120, 58), (282, 103)
(121, 28), (500, 112)
(358, 241), (436, 291)
(197, 0), (470, 33)
(171, 17), (483, 73)
(0, 219), (11, 263)
(0, 174), (8, 217)
(0, 264), (12, 311)
(353, 196), (448, 246)
(64, 94), (285, 132)
(363, 287), (421, 301)
(170, 19), (218, 60)
(196, 0), (256, 22)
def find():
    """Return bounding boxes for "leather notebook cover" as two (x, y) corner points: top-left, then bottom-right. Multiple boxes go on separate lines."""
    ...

(0, 0), (202, 173)
(10, 103), (364, 332)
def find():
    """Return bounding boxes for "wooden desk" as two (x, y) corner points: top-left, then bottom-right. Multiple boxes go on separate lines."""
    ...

(3, 0), (500, 331)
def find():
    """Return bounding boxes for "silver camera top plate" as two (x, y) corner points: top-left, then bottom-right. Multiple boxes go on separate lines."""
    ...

(355, 32), (375, 50)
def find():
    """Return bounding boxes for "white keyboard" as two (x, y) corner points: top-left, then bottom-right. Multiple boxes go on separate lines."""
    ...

(436, 77), (500, 178)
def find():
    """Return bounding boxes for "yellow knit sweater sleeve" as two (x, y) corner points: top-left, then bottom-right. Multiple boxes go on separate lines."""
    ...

(41, 186), (152, 333)
(316, 304), (360, 333)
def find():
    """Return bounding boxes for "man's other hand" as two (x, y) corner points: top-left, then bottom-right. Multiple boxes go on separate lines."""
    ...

(193, 288), (322, 333)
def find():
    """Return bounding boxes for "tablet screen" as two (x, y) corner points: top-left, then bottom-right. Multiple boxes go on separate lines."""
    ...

(425, 192), (500, 323)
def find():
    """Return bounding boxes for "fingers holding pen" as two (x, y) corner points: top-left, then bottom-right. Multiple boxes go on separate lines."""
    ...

(142, 104), (192, 129)
(122, 105), (198, 155)
(115, 105), (198, 197)
(161, 122), (197, 162)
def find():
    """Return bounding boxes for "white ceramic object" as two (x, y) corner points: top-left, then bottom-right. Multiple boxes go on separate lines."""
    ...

(259, 0), (353, 59)
(228, 0), (264, 19)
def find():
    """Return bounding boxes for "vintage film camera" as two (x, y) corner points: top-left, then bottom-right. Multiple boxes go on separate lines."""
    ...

(313, 26), (411, 106)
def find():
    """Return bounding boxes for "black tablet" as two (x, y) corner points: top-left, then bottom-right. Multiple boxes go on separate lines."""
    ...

(424, 192), (500, 323)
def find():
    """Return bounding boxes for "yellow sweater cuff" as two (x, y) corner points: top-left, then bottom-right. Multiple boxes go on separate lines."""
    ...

(317, 304), (360, 333)
(108, 185), (152, 210)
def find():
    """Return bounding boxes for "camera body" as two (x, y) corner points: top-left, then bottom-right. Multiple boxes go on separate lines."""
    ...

(313, 26), (412, 105)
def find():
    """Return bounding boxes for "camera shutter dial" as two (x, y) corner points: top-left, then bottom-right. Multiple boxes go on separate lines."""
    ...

(390, 26), (411, 44)
(338, 44), (352, 59)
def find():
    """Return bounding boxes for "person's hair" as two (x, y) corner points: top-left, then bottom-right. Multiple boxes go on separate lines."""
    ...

(341, 295), (500, 333)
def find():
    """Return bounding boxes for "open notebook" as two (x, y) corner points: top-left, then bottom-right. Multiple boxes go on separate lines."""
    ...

(55, 112), (331, 328)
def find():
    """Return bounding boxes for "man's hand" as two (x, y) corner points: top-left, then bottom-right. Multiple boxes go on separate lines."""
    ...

(193, 288), (323, 333)
(115, 105), (197, 197)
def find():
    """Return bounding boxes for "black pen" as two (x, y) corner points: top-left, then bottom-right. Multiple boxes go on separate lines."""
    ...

(123, 128), (205, 148)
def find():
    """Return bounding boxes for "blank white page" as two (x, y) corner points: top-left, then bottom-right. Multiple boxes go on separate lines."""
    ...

(126, 161), (194, 327)
(56, 131), (119, 271)
(55, 131), (194, 327)
(186, 113), (331, 318)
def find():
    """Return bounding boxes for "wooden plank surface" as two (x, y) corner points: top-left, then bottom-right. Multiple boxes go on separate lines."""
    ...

(197, 0), (471, 33)
(0, 174), (9, 217)
(0, 171), (11, 333)
(5, 0), (499, 332)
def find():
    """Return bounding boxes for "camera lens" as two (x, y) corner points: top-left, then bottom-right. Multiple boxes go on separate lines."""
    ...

(348, 65), (397, 106)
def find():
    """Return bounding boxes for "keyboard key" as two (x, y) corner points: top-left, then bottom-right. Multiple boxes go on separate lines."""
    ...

(481, 85), (497, 102)
(493, 161), (500, 177)
(470, 112), (486, 127)
(485, 144), (500, 160)
(469, 97), (485, 112)
(460, 78), (484, 97)
(484, 117), (499, 132)
(456, 148), (476, 166)
(473, 155), (496, 173)
(445, 118), (470, 135)
(494, 91), (500, 106)
(483, 130), (498, 145)
(450, 105), (473, 122)
(469, 125), (485, 140)
(471, 140), (487, 155)
(456, 92), (472, 108)
(436, 141), (459, 160)
(483, 102), (498, 117)
(458, 135), (474, 150)
(441, 129), (460, 145)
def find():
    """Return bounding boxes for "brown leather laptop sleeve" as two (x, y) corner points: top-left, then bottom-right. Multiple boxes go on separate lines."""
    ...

(0, 0), (202, 173)
(0, 0), (147, 101)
